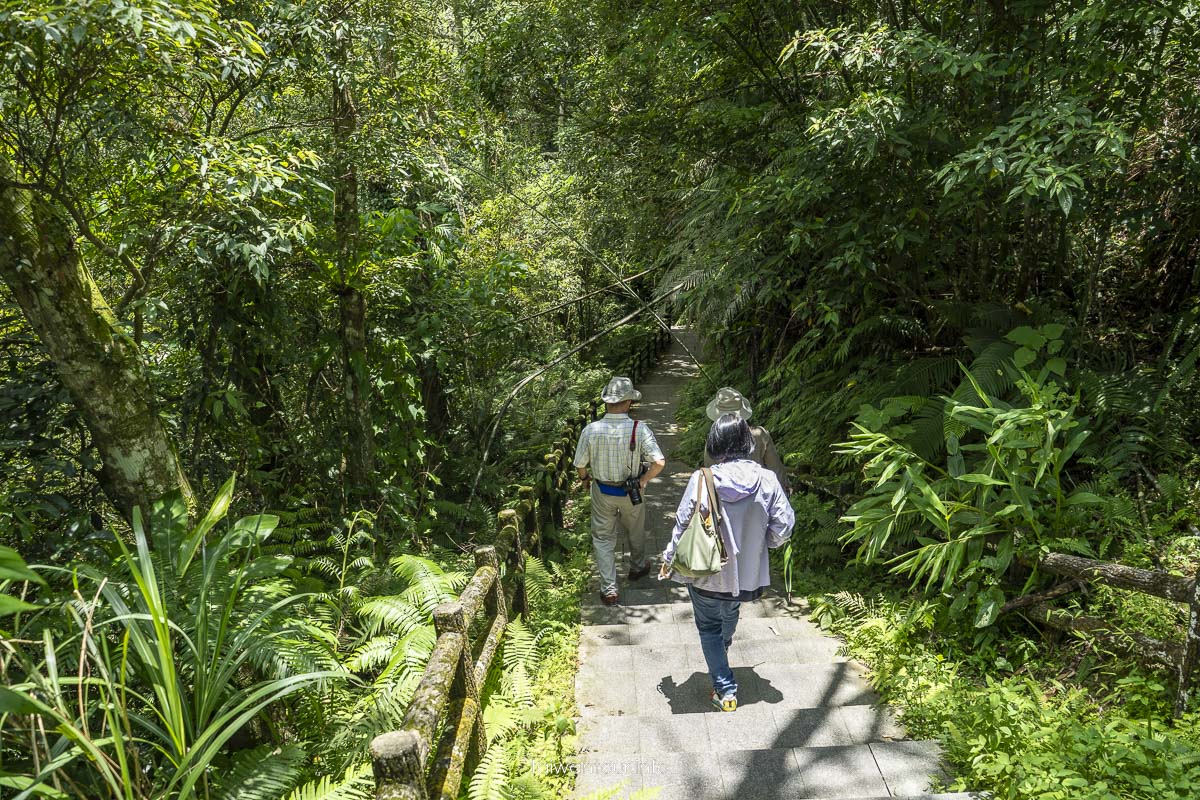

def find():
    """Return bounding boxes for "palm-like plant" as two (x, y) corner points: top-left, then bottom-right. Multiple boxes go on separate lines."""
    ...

(1, 476), (346, 800)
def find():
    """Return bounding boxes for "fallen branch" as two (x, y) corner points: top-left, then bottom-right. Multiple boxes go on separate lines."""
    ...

(1037, 552), (1194, 604)
(999, 578), (1087, 616)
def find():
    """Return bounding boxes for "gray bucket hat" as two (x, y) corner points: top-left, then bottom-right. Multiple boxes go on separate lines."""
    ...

(601, 376), (642, 404)
(706, 387), (753, 421)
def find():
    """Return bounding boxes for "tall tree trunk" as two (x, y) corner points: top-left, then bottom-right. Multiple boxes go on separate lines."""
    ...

(0, 155), (194, 519)
(332, 9), (375, 499)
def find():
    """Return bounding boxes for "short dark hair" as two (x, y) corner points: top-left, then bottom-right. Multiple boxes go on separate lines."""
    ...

(707, 414), (755, 462)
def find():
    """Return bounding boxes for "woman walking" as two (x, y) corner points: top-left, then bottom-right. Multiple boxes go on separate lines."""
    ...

(659, 414), (795, 711)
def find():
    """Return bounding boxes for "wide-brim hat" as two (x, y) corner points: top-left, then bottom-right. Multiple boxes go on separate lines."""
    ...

(706, 387), (752, 421)
(601, 376), (642, 404)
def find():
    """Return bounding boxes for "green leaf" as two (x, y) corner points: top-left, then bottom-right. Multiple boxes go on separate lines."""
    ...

(0, 686), (48, 716)
(178, 474), (237, 576)
(0, 594), (37, 616)
(0, 771), (68, 799)
(1065, 491), (1104, 506)
(1013, 347), (1037, 369)
(1045, 357), (1067, 376)
(0, 546), (45, 585)
(1057, 189), (1073, 217)
(954, 473), (1007, 486)
(994, 534), (1014, 573)
(974, 586), (1005, 628)
(230, 514), (280, 544)
(1006, 326), (1046, 350)
(1041, 323), (1066, 339)
(949, 585), (974, 615)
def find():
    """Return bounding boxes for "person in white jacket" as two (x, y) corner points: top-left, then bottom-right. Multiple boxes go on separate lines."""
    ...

(660, 414), (795, 711)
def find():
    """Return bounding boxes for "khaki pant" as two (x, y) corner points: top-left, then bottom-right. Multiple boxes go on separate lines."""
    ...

(590, 483), (648, 595)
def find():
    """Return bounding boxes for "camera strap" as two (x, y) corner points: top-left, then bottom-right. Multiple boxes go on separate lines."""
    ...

(628, 420), (639, 479)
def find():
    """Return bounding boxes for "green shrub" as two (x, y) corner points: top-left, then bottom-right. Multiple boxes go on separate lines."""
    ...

(816, 590), (1200, 800)
(1, 478), (345, 800)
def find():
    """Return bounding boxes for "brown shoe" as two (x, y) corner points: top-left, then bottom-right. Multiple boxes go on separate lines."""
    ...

(628, 563), (651, 581)
(601, 591), (619, 606)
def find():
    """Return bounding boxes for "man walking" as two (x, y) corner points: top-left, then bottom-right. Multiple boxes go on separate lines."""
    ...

(574, 376), (667, 605)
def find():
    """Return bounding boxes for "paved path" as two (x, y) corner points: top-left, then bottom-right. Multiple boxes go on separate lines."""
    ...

(572, 329), (980, 800)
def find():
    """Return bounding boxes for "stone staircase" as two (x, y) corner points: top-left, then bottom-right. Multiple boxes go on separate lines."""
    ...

(571, 330), (982, 800)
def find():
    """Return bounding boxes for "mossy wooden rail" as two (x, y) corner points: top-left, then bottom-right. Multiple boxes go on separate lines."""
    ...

(1013, 551), (1200, 716)
(370, 326), (672, 799)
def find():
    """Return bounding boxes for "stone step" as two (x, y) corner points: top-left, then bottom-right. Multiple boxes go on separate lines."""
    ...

(572, 739), (963, 799)
(576, 661), (878, 717)
(578, 627), (846, 670)
(577, 704), (906, 754)
(581, 596), (814, 625)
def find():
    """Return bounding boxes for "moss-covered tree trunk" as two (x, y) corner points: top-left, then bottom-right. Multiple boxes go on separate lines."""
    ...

(332, 13), (375, 500)
(0, 155), (194, 518)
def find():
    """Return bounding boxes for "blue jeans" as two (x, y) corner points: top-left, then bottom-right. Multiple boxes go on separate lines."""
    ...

(688, 585), (741, 698)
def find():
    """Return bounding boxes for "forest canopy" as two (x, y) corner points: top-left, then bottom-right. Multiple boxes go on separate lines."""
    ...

(2, 0), (1199, 798)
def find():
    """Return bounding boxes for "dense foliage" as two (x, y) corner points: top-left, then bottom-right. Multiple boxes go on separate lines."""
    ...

(4, 0), (1200, 796)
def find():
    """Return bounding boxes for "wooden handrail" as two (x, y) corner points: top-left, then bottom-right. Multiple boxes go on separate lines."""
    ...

(371, 323), (674, 798)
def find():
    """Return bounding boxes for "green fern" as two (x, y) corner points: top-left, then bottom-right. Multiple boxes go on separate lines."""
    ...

(283, 763), (373, 800)
(500, 616), (541, 706)
(345, 635), (403, 673)
(833, 313), (927, 365)
(503, 617), (540, 673)
(482, 694), (524, 744)
(468, 741), (510, 800)
(505, 775), (549, 800)
(524, 555), (551, 605)
(212, 744), (306, 800)
(391, 554), (469, 617)
(356, 596), (429, 637)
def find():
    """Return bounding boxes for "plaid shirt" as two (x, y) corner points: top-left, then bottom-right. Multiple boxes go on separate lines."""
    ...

(573, 413), (665, 483)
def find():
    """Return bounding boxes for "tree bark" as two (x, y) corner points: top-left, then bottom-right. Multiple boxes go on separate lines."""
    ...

(332, 10), (375, 499)
(1037, 551), (1194, 604)
(0, 154), (194, 519)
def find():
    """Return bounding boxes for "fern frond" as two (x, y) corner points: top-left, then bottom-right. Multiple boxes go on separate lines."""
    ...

(524, 555), (551, 605)
(482, 695), (523, 744)
(468, 741), (509, 800)
(506, 775), (549, 800)
(390, 554), (467, 616)
(548, 560), (571, 582)
(505, 662), (535, 706)
(357, 596), (429, 637)
(345, 635), (399, 673)
(502, 616), (540, 673)
(212, 744), (306, 800)
(284, 763), (373, 800)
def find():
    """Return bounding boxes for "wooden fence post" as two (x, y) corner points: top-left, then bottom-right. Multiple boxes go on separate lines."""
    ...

(497, 508), (527, 617)
(1176, 579), (1200, 716)
(518, 486), (539, 555)
(433, 601), (487, 771)
(545, 452), (565, 529)
(372, 730), (428, 800)
(475, 546), (505, 619)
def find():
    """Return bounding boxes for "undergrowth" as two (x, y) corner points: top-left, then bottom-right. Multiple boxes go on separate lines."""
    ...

(807, 578), (1200, 800)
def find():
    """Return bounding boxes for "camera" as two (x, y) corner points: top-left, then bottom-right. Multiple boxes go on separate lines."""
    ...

(624, 476), (643, 505)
